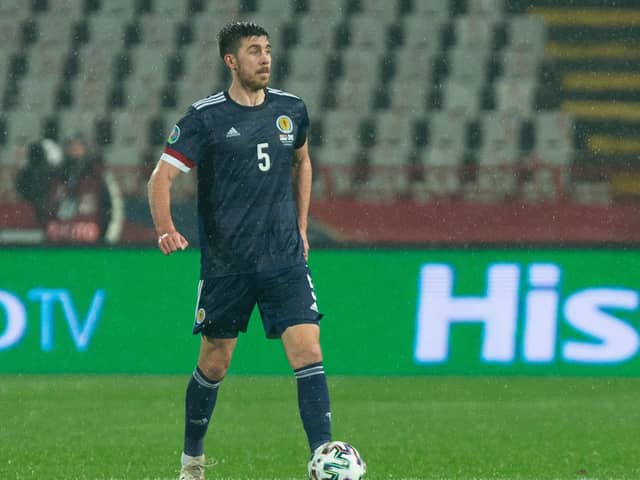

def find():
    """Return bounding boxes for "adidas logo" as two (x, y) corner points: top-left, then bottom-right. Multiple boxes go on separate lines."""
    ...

(226, 127), (240, 138)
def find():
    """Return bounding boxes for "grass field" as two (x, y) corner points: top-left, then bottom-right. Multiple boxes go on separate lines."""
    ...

(1, 375), (638, 480)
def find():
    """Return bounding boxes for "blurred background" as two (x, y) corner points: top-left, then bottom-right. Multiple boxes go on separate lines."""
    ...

(1, 5), (639, 477)
(1, 0), (639, 246)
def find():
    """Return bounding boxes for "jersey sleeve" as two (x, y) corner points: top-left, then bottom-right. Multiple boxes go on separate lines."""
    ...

(294, 101), (310, 149)
(160, 110), (206, 172)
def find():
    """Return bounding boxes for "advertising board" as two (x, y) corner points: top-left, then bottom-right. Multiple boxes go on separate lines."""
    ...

(1, 249), (638, 375)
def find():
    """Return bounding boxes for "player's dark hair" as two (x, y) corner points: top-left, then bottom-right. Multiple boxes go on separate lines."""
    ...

(217, 22), (270, 60)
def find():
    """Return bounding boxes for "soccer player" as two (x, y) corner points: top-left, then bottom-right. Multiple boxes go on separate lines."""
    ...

(147, 22), (331, 480)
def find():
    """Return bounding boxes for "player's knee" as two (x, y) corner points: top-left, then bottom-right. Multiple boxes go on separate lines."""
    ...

(198, 336), (236, 381)
(288, 342), (323, 370)
(198, 356), (230, 381)
(199, 349), (234, 381)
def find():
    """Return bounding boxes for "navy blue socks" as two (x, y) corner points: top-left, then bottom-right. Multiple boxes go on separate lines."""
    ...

(294, 362), (332, 451)
(183, 367), (221, 457)
(184, 363), (330, 455)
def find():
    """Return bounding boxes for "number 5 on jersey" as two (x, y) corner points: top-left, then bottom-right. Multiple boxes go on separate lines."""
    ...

(257, 143), (271, 172)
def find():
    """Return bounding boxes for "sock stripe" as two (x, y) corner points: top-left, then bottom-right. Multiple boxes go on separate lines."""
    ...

(192, 368), (220, 389)
(295, 364), (325, 379)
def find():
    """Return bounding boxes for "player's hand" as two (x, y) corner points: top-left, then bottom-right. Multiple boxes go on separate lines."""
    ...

(157, 231), (189, 255)
(300, 230), (309, 261)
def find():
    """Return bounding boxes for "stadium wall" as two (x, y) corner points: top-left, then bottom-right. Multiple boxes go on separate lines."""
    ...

(0, 248), (638, 376)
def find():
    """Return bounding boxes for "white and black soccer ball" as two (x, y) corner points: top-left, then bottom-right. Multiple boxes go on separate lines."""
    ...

(308, 441), (367, 480)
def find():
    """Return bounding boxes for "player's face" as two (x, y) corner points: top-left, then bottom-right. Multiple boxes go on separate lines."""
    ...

(233, 36), (271, 91)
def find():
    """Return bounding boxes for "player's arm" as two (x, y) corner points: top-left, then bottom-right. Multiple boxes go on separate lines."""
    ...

(147, 160), (189, 255)
(292, 139), (312, 261)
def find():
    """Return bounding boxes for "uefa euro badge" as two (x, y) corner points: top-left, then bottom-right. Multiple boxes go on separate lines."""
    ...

(168, 124), (181, 144)
(276, 115), (294, 145)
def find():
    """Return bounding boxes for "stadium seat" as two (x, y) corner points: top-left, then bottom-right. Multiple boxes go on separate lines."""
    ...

(500, 48), (542, 80)
(192, 15), (231, 48)
(45, 0), (85, 16)
(33, 15), (76, 47)
(427, 110), (469, 152)
(87, 15), (128, 48)
(28, 48), (67, 79)
(97, 1), (138, 18)
(76, 45), (114, 79)
(238, 13), (288, 57)
(507, 15), (546, 56)
(152, 0), (189, 17)
(137, 15), (180, 51)
(305, 0), (347, 17)
(320, 109), (363, 152)
(453, 15), (498, 50)
(388, 79), (430, 115)
(175, 77), (216, 110)
(521, 170), (559, 203)
(357, 0), (398, 17)
(494, 78), (536, 116)
(104, 143), (142, 166)
(572, 181), (611, 205)
(533, 111), (575, 166)
(5, 112), (44, 151)
(183, 42), (224, 80)
(129, 46), (168, 81)
(286, 46), (328, 83)
(480, 111), (523, 158)
(414, 145), (465, 198)
(334, 76), (379, 111)
(295, 14), (339, 49)
(474, 137), (521, 200)
(441, 81), (482, 116)
(316, 146), (359, 197)
(412, 0), (450, 21)
(282, 77), (324, 114)
(199, 0), (239, 16)
(373, 110), (418, 150)
(16, 77), (58, 113)
(255, 0), (295, 17)
(402, 16), (444, 51)
(447, 47), (489, 87)
(347, 14), (392, 50)
(124, 77), (164, 112)
(0, 2), (30, 18)
(58, 109), (101, 141)
(177, 45), (224, 105)
(0, 60), (9, 98)
(467, 0), (505, 20)
(392, 48), (435, 82)
(359, 145), (411, 200)
(73, 75), (110, 113)
(0, 18), (24, 48)
(340, 49), (381, 83)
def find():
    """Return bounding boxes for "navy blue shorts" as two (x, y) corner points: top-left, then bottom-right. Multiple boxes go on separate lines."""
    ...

(192, 264), (323, 339)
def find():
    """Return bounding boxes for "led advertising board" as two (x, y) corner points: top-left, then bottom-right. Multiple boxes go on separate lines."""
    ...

(0, 249), (638, 375)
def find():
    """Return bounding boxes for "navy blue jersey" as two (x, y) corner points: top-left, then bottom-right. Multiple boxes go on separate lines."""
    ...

(161, 88), (309, 278)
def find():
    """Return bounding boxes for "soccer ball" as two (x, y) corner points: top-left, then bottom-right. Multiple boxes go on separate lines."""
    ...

(308, 441), (367, 480)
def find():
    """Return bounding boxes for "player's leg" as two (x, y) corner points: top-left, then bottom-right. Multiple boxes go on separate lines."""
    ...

(183, 336), (237, 460)
(257, 265), (332, 452)
(180, 275), (255, 479)
(281, 324), (332, 451)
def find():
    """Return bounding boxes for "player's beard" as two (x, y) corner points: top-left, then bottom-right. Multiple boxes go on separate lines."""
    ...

(237, 66), (270, 91)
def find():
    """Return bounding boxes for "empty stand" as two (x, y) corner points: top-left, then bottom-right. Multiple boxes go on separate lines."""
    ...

(0, 0), (606, 214)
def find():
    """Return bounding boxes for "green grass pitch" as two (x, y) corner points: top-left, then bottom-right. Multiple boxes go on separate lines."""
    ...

(1, 375), (639, 480)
